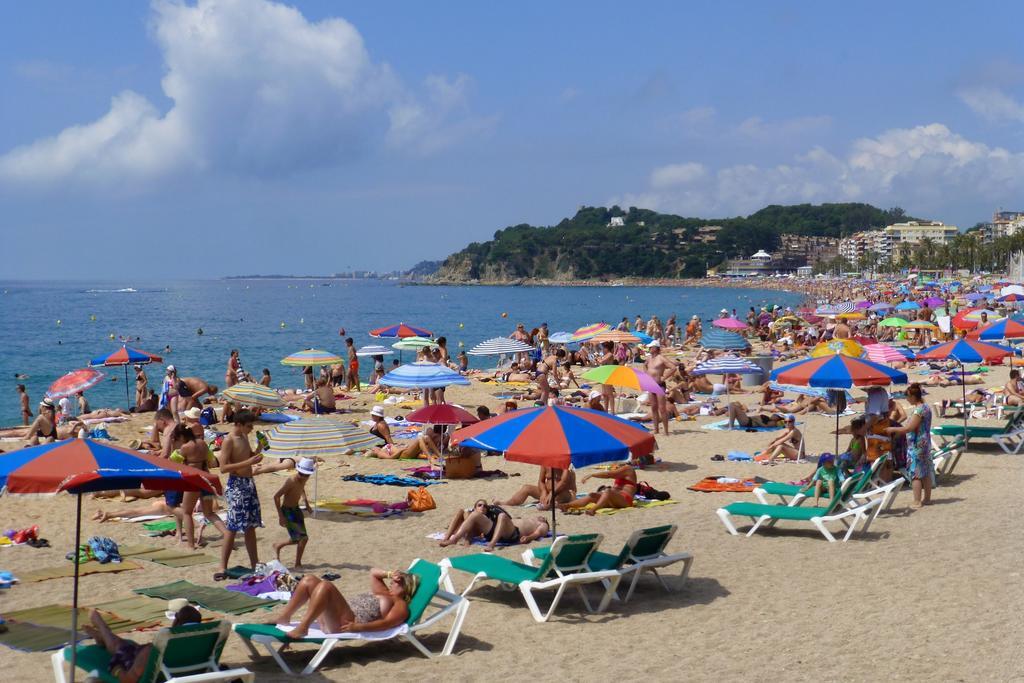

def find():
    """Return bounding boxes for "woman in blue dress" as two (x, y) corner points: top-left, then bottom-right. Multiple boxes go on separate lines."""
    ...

(884, 383), (933, 508)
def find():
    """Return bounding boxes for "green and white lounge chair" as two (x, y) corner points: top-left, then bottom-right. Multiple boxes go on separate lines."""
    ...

(931, 407), (1024, 454)
(717, 471), (887, 542)
(233, 559), (468, 676)
(754, 455), (903, 512)
(521, 525), (693, 603)
(52, 620), (253, 683)
(932, 435), (966, 478)
(440, 533), (621, 623)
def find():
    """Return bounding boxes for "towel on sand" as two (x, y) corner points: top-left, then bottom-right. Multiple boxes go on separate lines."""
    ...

(563, 499), (679, 515)
(702, 419), (782, 432)
(17, 559), (141, 583)
(688, 476), (768, 493)
(120, 544), (216, 567)
(134, 580), (280, 615)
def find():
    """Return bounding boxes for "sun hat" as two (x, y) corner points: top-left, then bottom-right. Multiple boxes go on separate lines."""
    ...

(40, 397), (54, 408)
(166, 365), (176, 373)
(720, 308), (728, 313)
(371, 405), (385, 418)
(588, 390), (602, 400)
(648, 340), (661, 348)
(165, 598), (189, 620)
(183, 407), (202, 420)
(296, 457), (316, 476)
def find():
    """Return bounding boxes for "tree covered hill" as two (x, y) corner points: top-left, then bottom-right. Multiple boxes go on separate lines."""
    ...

(433, 203), (913, 281)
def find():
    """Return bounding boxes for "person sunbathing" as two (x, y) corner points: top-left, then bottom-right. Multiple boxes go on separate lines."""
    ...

(267, 569), (418, 640)
(559, 464), (636, 515)
(439, 500), (550, 550)
(785, 393), (830, 415)
(494, 466), (577, 509)
(758, 414), (803, 461)
(81, 604), (202, 683)
(726, 402), (787, 429)
(370, 425), (443, 460)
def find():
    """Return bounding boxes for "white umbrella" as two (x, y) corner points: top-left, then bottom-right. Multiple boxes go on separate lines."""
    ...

(356, 344), (393, 357)
(467, 337), (535, 356)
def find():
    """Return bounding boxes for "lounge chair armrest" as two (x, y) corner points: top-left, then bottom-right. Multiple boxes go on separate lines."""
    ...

(526, 569), (621, 591)
(166, 668), (255, 683)
(412, 592), (466, 630)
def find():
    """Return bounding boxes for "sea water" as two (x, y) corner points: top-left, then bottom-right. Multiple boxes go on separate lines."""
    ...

(0, 280), (803, 422)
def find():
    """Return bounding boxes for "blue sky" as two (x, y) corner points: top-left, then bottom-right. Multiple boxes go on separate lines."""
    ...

(1, 0), (1022, 278)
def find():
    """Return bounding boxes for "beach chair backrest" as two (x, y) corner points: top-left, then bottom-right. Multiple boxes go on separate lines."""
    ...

(406, 559), (443, 625)
(820, 470), (865, 513)
(154, 620), (230, 679)
(628, 525), (677, 563)
(550, 533), (603, 574)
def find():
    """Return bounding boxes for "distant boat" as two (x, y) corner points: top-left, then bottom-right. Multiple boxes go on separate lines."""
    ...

(610, 282), (624, 287)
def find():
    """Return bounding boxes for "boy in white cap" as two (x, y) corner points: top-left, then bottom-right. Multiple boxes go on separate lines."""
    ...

(273, 457), (315, 568)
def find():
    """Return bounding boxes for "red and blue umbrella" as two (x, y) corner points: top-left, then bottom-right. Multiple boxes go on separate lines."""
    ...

(917, 338), (1016, 433)
(47, 368), (105, 400)
(770, 354), (907, 388)
(370, 322), (433, 339)
(450, 404), (654, 469)
(0, 439), (219, 677)
(89, 345), (163, 407)
(968, 317), (1024, 341)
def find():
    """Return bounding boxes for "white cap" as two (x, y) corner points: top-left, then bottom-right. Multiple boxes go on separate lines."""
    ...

(296, 457), (316, 476)
(371, 405), (385, 417)
(183, 407), (202, 420)
(648, 340), (661, 348)
(166, 365), (176, 372)
(588, 390), (602, 400)
(720, 308), (728, 313)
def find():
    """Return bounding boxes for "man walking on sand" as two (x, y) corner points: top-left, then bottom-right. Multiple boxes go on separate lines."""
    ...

(643, 341), (676, 435)
(214, 410), (264, 581)
(345, 337), (360, 391)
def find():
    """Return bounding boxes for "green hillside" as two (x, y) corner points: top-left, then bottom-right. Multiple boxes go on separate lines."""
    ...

(434, 203), (912, 281)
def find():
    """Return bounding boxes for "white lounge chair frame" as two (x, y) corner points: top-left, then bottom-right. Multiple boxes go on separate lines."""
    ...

(717, 495), (884, 543)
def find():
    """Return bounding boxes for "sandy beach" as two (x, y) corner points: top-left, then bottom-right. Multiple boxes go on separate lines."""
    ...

(2, 365), (1022, 683)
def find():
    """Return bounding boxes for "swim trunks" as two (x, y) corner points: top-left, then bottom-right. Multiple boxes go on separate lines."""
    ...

(280, 505), (307, 541)
(225, 475), (262, 532)
(164, 490), (183, 508)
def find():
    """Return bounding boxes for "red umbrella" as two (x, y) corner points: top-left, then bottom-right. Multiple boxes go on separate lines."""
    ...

(406, 404), (479, 425)
(0, 439), (219, 681)
(951, 307), (980, 331)
(90, 345), (163, 407)
(46, 368), (105, 400)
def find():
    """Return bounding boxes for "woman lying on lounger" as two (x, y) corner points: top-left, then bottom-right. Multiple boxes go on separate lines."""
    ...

(439, 500), (550, 551)
(559, 463), (637, 514)
(268, 569), (419, 640)
(726, 402), (787, 429)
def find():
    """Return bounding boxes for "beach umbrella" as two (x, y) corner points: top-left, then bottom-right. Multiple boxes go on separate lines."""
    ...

(46, 368), (105, 400)
(917, 339), (1017, 434)
(570, 322), (612, 342)
(221, 381), (285, 408)
(963, 292), (987, 302)
(0, 439), (219, 681)
(895, 301), (920, 311)
(855, 301), (873, 309)
(868, 302), (894, 312)
(281, 349), (343, 367)
(968, 317), (1024, 341)
(863, 343), (909, 364)
(964, 309), (1000, 322)
(355, 344), (394, 357)
(450, 405), (655, 534)
(952, 308), (981, 331)
(369, 322), (433, 339)
(700, 328), (750, 351)
(836, 312), (866, 320)
(902, 321), (939, 330)
(712, 317), (748, 331)
(768, 381), (854, 402)
(580, 365), (665, 395)
(632, 331), (656, 344)
(879, 317), (909, 327)
(1000, 284), (1024, 297)
(589, 329), (644, 343)
(548, 331), (575, 344)
(406, 404), (479, 425)
(380, 361), (470, 389)
(89, 345), (163, 406)
(770, 353), (907, 453)
(997, 293), (1024, 303)
(690, 355), (763, 412)
(923, 297), (946, 307)
(467, 337), (535, 356)
(392, 336), (439, 351)
(810, 339), (864, 358)
(771, 315), (802, 327)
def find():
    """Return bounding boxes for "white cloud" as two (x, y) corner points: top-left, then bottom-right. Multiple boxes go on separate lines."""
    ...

(957, 86), (1024, 124)
(617, 123), (1024, 218)
(0, 0), (487, 186)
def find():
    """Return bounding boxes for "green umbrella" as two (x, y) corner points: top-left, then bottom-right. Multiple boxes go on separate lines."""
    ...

(879, 317), (909, 327)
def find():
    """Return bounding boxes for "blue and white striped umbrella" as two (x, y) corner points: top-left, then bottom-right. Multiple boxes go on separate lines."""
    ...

(768, 381), (854, 401)
(379, 362), (471, 389)
(690, 355), (762, 375)
(468, 337), (535, 356)
(700, 328), (750, 351)
(548, 332), (574, 344)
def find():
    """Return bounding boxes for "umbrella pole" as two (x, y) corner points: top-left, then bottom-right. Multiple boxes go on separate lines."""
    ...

(835, 402), (840, 456)
(961, 360), (968, 438)
(313, 470), (318, 519)
(550, 467), (557, 538)
(69, 493), (83, 683)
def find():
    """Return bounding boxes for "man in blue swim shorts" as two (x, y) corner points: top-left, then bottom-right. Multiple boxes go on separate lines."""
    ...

(214, 410), (264, 581)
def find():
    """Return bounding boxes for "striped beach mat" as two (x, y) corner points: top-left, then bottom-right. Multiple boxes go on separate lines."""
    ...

(120, 544), (217, 567)
(17, 559), (142, 584)
(134, 580), (281, 615)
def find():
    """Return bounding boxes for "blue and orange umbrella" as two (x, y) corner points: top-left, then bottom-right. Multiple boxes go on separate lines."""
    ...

(968, 316), (1024, 341)
(90, 345), (163, 406)
(370, 322), (433, 339)
(451, 405), (655, 534)
(917, 338), (1016, 434)
(0, 439), (219, 676)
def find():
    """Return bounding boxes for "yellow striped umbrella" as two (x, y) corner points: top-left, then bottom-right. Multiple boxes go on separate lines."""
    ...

(280, 349), (343, 367)
(571, 322), (611, 342)
(902, 321), (939, 331)
(588, 329), (642, 344)
(221, 382), (285, 408)
(809, 339), (864, 358)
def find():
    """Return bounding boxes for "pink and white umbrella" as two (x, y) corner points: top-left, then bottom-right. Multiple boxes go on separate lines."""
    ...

(712, 317), (748, 331)
(863, 343), (909, 364)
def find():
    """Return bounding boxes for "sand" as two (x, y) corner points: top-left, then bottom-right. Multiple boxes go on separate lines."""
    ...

(1, 367), (1023, 682)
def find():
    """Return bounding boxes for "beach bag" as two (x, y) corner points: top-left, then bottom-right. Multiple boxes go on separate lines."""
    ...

(407, 487), (436, 512)
(200, 406), (217, 426)
(635, 481), (670, 501)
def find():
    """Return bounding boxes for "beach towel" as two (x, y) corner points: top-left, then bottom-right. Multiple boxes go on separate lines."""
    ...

(342, 473), (445, 487)
(120, 544), (216, 567)
(272, 622), (408, 641)
(89, 596), (169, 628)
(0, 621), (84, 652)
(17, 559), (141, 583)
(315, 498), (409, 517)
(702, 419), (782, 432)
(2, 604), (145, 634)
(563, 499), (679, 515)
(426, 531), (555, 548)
(688, 476), (767, 493)
(134, 580), (281, 615)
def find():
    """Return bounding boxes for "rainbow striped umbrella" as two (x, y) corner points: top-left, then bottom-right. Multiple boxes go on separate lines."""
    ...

(370, 322), (433, 339)
(280, 349), (343, 366)
(0, 439), (219, 671)
(571, 322), (611, 342)
(589, 329), (643, 343)
(47, 368), (105, 400)
(580, 365), (664, 395)
(221, 381), (285, 408)
(90, 345), (163, 406)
